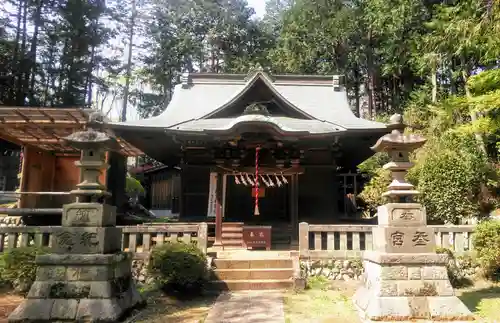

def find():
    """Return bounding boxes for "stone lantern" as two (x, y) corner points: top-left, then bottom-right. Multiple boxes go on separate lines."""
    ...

(9, 124), (142, 322)
(374, 114), (425, 202)
(353, 114), (473, 321)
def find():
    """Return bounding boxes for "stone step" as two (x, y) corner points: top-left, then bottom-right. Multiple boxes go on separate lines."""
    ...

(214, 258), (293, 269)
(207, 279), (294, 291)
(214, 268), (293, 280)
(222, 227), (243, 233)
(222, 237), (243, 245)
(216, 250), (292, 259)
(222, 240), (244, 249)
(221, 232), (243, 239)
(222, 222), (244, 227)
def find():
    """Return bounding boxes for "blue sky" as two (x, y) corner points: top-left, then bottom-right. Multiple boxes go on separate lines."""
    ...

(248, 0), (266, 18)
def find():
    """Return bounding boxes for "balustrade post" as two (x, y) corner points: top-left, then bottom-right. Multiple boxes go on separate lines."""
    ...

(198, 222), (208, 254)
(299, 222), (309, 256)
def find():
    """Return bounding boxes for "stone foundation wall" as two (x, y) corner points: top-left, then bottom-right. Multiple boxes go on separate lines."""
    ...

(300, 259), (364, 281)
(90, 256), (483, 286)
(300, 255), (480, 282)
(132, 260), (150, 286)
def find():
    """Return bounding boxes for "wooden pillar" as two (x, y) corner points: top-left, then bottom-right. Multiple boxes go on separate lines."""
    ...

(222, 174), (227, 219)
(179, 166), (184, 217)
(291, 174), (299, 244)
(213, 172), (223, 249)
(18, 146), (29, 208)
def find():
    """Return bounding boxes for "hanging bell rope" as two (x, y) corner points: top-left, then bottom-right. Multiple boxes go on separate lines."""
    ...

(254, 146), (260, 216)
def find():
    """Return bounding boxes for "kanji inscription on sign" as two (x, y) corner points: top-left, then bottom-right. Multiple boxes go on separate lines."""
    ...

(56, 231), (75, 251)
(80, 232), (99, 247)
(391, 231), (405, 246)
(243, 226), (271, 250)
(399, 210), (415, 220)
(412, 231), (430, 246)
(75, 209), (91, 222)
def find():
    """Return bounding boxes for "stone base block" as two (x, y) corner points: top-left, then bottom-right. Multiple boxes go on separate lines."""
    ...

(354, 286), (475, 321)
(8, 252), (144, 322)
(9, 285), (144, 322)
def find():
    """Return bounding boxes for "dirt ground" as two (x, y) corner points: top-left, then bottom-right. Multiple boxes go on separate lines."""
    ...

(0, 292), (23, 323)
(0, 280), (499, 323)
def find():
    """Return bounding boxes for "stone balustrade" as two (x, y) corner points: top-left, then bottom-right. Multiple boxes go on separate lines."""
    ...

(299, 222), (476, 258)
(0, 223), (209, 258)
(0, 222), (475, 259)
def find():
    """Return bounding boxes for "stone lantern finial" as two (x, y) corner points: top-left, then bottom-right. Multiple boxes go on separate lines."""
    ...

(371, 114), (426, 202)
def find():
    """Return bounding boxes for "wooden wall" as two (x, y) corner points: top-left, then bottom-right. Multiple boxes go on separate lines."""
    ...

(19, 146), (107, 208)
(298, 168), (338, 223)
(149, 170), (181, 212)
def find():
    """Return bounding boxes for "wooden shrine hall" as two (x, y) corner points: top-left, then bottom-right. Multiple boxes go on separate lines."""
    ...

(110, 70), (390, 249)
(0, 107), (142, 224)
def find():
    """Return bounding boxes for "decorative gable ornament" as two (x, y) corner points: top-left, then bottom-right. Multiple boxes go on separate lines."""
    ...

(243, 103), (271, 116)
(244, 64), (274, 82)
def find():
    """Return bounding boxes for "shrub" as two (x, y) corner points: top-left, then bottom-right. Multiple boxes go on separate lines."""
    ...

(0, 246), (48, 294)
(147, 242), (208, 295)
(435, 247), (473, 288)
(472, 220), (500, 280)
(408, 132), (493, 224)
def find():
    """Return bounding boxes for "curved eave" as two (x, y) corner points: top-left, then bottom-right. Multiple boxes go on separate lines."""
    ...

(165, 115), (347, 138)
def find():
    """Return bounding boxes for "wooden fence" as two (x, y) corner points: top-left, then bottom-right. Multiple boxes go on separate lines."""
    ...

(299, 222), (476, 258)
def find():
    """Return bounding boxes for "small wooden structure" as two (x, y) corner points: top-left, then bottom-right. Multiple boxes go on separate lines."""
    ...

(0, 107), (142, 217)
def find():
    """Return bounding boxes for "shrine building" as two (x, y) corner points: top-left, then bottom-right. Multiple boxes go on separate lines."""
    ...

(110, 70), (388, 248)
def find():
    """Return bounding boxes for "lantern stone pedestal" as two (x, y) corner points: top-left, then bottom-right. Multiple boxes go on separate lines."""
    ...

(9, 128), (143, 322)
(353, 115), (474, 321)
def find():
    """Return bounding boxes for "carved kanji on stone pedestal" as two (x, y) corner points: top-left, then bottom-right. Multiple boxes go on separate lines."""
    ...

(9, 125), (143, 322)
(353, 114), (474, 321)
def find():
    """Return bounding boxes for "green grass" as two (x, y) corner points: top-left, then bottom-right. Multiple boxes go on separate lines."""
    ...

(283, 278), (500, 323)
(284, 278), (360, 323)
(457, 281), (500, 321)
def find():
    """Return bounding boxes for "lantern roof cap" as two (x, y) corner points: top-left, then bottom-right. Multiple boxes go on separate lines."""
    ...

(371, 114), (426, 152)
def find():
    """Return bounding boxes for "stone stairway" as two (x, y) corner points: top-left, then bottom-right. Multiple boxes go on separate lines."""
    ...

(209, 251), (295, 291)
(221, 222), (244, 249)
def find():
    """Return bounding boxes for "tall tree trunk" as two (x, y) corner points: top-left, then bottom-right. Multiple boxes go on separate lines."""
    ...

(122, 0), (137, 122)
(367, 29), (374, 119)
(10, 0), (23, 105)
(15, 0), (28, 105)
(26, 0), (45, 105)
(353, 66), (360, 117)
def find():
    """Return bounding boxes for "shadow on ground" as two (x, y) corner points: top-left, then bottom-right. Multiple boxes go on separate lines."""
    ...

(458, 284), (500, 317)
(130, 290), (219, 323)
